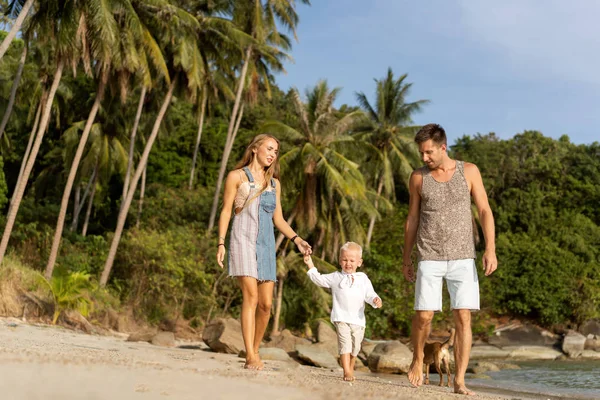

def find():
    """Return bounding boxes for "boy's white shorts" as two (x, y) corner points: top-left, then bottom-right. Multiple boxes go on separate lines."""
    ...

(414, 258), (480, 311)
(334, 321), (365, 357)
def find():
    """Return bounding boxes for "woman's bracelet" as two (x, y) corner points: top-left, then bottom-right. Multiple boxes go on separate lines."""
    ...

(290, 235), (299, 244)
(217, 243), (225, 248)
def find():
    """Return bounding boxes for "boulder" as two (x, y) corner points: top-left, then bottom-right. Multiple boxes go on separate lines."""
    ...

(562, 330), (586, 358)
(151, 331), (175, 347)
(316, 320), (338, 343)
(264, 329), (311, 353)
(359, 339), (381, 362)
(579, 320), (600, 337)
(367, 341), (413, 374)
(61, 310), (95, 334)
(202, 318), (244, 354)
(295, 344), (340, 369)
(504, 346), (562, 360)
(127, 329), (157, 343)
(580, 350), (600, 360)
(259, 347), (294, 362)
(470, 345), (510, 360)
(314, 321), (339, 358)
(495, 362), (521, 370)
(467, 361), (500, 374)
(467, 374), (492, 380)
(489, 323), (559, 347)
(584, 338), (600, 351)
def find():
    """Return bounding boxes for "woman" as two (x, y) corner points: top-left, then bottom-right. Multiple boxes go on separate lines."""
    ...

(217, 134), (312, 370)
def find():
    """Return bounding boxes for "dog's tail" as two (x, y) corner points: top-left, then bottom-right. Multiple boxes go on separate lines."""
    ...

(442, 328), (456, 349)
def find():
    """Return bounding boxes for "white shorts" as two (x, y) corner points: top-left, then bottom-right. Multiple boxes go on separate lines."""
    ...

(334, 322), (365, 357)
(414, 259), (480, 311)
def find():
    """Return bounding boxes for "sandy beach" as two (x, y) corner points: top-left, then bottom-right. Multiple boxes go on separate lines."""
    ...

(0, 317), (562, 400)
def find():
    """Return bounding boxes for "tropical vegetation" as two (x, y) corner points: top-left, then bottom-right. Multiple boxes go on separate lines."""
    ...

(0, 1), (598, 340)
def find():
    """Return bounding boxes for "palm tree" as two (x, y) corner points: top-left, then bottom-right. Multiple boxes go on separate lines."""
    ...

(0, 0), (34, 61)
(0, 0), (79, 266)
(207, 0), (309, 231)
(44, 0), (142, 279)
(354, 68), (429, 248)
(188, 69), (234, 190)
(45, 0), (170, 279)
(100, 1), (206, 287)
(261, 81), (375, 331)
(0, 42), (27, 141)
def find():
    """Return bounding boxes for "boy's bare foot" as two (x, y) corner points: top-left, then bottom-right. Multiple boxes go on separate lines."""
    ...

(454, 384), (475, 395)
(407, 359), (423, 387)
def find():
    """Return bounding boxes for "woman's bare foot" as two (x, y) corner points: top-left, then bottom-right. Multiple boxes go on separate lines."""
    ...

(243, 358), (263, 370)
(407, 359), (423, 387)
(454, 384), (475, 395)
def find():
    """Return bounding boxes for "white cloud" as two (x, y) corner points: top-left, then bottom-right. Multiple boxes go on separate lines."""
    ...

(457, 0), (600, 85)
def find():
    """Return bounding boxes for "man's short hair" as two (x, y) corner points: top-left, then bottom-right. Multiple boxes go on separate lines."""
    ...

(340, 242), (363, 258)
(414, 123), (447, 146)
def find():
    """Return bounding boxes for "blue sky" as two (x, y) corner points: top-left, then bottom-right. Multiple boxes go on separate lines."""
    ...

(273, 0), (600, 146)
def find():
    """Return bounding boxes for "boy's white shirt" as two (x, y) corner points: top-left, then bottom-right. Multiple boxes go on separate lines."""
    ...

(306, 267), (380, 328)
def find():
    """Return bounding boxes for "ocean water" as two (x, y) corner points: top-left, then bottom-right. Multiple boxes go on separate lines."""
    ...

(467, 360), (600, 399)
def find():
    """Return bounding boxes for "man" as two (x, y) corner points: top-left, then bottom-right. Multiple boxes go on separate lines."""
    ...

(402, 124), (497, 396)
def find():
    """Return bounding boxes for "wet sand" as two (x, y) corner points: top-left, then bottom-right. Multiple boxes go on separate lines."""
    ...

(0, 318), (553, 400)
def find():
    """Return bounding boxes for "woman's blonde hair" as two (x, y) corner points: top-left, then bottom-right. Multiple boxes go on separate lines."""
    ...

(234, 134), (281, 192)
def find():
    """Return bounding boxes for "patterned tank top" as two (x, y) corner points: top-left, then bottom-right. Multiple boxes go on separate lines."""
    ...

(416, 160), (476, 261)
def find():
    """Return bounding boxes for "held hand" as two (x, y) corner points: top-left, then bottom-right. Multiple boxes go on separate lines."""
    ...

(296, 239), (312, 256)
(403, 263), (415, 283)
(217, 246), (226, 268)
(483, 250), (498, 276)
(373, 297), (383, 308)
(303, 254), (314, 269)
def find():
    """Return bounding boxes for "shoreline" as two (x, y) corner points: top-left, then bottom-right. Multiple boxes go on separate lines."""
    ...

(0, 318), (592, 400)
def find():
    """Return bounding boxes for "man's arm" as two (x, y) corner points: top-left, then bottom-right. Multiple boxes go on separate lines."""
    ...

(402, 170), (422, 282)
(465, 163), (497, 276)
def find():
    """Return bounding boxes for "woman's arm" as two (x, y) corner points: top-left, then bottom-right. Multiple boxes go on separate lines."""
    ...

(272, 179), (312, 255)
(216, 170), (240, 267)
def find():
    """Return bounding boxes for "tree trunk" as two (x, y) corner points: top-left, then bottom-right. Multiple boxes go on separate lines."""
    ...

(271, 275), (285, 336)
(70, 165), (97, 232)
(0, 45), (27, 140)
(122, 86), (146, 204)
(81, 159), (100, 237)
(0, 60), (64, 266)
(208, 46), (253, 231)
(365, 176), (385, 249)
(136, 163), (147, 228)
(100, 75), (178, 287)
(10, 97), (42, 207)
(225, 102), (244, 156)
(0, 0), (34, 61)
(45, 74), (107, 280)
(71, 184), (81, 231)
(188, 87), (207, 190)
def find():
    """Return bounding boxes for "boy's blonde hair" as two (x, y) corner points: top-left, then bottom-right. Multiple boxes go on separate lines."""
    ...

(340, 242), (363, 258)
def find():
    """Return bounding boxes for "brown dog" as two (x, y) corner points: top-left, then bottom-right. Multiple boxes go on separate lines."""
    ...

(423, 328), (455, 386)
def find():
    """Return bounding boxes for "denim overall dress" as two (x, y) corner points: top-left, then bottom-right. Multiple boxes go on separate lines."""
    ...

(228, 167), (277, 282)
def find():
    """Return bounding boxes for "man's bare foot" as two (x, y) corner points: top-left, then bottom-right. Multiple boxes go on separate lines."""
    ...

(407, 359), (424, 387)
(454, 384), (475, 395)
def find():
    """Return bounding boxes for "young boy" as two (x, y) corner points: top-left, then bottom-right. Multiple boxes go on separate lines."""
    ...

(303, 241), (382, 382)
